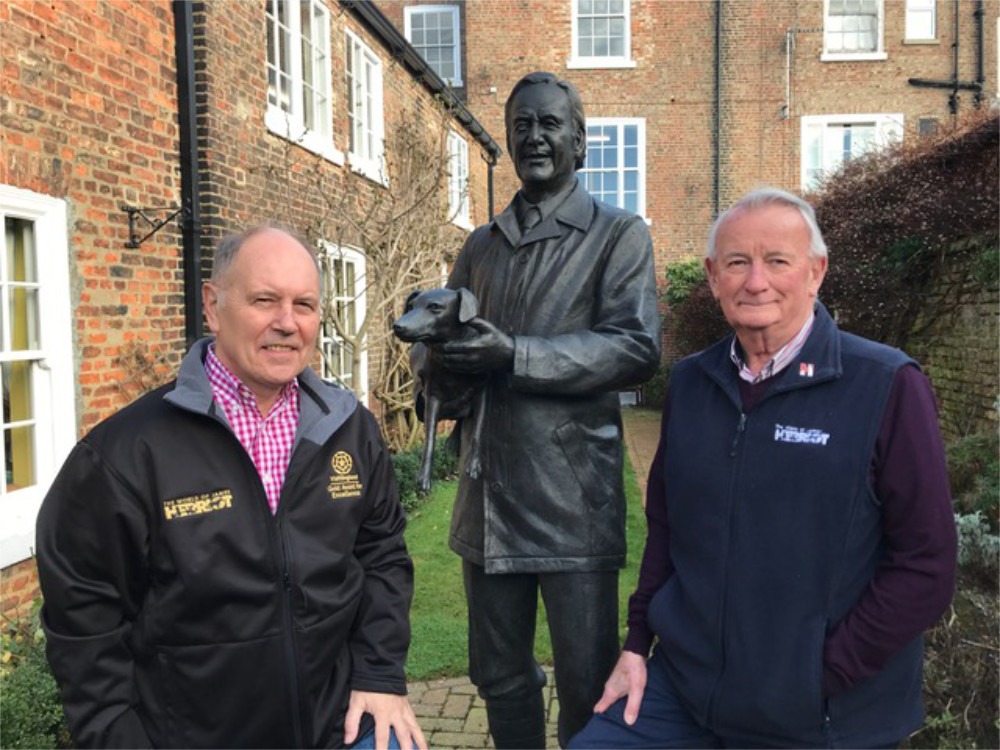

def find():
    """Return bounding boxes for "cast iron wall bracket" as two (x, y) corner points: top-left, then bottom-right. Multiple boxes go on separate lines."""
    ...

(120, 204), (188, 249)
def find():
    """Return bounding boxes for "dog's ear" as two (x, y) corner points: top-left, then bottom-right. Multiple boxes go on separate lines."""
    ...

(456, 287), (479, 323)
(404, 289), (422, 313)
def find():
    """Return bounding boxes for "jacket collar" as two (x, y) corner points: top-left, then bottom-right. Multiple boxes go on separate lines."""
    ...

(165, 338), (358, 445)
(699, 301), (843, 402)
(493, 180), (594, 246)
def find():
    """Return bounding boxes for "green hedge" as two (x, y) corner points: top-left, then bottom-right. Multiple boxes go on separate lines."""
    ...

(1, 608), (71, 749)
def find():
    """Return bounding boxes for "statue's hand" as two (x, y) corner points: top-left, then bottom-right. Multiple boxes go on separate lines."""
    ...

(440, 318), (514, 374)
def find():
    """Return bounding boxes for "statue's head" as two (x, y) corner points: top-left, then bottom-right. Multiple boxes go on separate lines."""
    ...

(504, 72), (587, 199)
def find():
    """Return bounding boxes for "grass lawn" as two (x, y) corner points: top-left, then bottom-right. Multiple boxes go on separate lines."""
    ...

(404, 457), (647, 681)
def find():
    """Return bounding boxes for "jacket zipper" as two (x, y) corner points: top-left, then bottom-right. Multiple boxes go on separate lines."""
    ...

(729, 412), (747, 457)
(277, 516), (305, 749)
(206, 410), (306, 746)
(708, 411), (748, 725)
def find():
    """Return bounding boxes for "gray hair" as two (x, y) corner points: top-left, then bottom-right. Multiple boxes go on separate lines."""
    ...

(705, 187), (828, 259)
(504, 71), (587, 170)
(211, 224), (319, 283)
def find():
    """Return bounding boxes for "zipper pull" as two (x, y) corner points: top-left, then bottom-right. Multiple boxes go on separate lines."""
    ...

(730, 413), (747, 457)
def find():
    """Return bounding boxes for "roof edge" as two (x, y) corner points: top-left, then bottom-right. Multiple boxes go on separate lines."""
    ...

(342, 0), (502, 162)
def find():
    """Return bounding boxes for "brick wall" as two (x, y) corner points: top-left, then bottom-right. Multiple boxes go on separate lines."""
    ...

(378, 0), (998, 364)
(1, 0), (186, 437)
(908, 245), (1000, 440)
(193, 0), (491, 256)
(1, 0), (184, 600)
(1, 557), (40, 620)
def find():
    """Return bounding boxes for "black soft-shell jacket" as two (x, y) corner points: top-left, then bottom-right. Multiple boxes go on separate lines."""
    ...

(36, 340), (413, 748)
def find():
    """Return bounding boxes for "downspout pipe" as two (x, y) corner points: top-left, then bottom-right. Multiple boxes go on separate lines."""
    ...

(951, 0), (960, 114)
(173, 0), (202, 347)
(487, 156), (497, 221)
(712, 0), (722, 217)
(975, 0), (985, 107)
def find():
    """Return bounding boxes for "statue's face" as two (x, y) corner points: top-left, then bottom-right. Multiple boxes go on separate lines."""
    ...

(507, 84), (582, 201)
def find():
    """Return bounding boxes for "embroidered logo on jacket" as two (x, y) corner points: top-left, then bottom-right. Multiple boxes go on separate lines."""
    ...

(163, 490), (233, 520)
(328, 451), (363, 500)
(774, 423), (831, 446)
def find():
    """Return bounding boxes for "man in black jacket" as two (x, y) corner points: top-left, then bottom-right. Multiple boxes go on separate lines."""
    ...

(37, 227), (426, 749)
(437, 72), (661, 748)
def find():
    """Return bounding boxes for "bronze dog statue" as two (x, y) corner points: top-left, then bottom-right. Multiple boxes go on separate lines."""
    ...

(392, 287), (487, 493)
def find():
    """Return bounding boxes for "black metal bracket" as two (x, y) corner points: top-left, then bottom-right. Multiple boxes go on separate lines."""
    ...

(120, 204), (188, 249)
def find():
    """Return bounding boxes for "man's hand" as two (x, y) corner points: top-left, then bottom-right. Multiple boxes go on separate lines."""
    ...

(439, 318), (514, 374)
(593, 651), (648, 725)
(343, 691), (428, 750)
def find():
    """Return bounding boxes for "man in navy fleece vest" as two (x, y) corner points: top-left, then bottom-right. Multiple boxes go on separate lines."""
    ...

(571, 187), (957, 749)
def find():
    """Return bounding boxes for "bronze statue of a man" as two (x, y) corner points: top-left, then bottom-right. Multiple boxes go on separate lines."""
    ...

(437, 71), (661, 748)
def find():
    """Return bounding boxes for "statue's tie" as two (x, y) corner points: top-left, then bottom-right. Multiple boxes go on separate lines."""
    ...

(521, 207), (541, 233)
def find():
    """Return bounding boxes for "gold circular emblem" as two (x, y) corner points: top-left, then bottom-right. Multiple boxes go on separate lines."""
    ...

(331, 451), (354, 475)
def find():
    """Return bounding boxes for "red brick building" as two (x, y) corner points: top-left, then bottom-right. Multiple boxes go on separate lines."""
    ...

(379, 0), (998, 312)
(0, 0), (499, 612)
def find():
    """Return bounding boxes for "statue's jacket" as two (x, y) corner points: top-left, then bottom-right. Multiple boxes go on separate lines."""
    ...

(448, 183), (661, 573)
(36, 339), (413, 748)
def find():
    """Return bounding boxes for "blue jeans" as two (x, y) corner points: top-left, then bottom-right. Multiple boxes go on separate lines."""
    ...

(568, 650), (723, 749)
(569, 649), (902, 749)
(349, 727), (401, 749)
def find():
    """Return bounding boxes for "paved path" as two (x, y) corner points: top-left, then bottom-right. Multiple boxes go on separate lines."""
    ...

(405, 406), (661, 748)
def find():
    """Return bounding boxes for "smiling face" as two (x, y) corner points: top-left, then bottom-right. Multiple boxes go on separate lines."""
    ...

(203, 229), (320, 413)
(705, 203), (827, 350)
(506, 82), (584, 203)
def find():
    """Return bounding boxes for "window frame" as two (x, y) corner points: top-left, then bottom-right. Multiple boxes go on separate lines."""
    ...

(319, 243), (368, 402)
(345, 29), (387, 185)
(404, 4), (463, 87)
(568, 0), (636, 70)
(577, 117), (647, 220)
(0, 186), (75, 568)
(821, 0), (887, 61)
(447, 130), (472, 230)
(265, 0), (343, 164)
(800, 113), (904, 191)
(905, 0), (937, 41)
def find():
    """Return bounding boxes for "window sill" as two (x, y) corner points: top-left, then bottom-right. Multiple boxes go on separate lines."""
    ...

(348, 155), (389, 187)
(902, 38), (940, 45)
(820, 51), (888, 62)
(566, 57), (637, 70)
(452, 216), (475, 231)
(265, 108), (345, 166)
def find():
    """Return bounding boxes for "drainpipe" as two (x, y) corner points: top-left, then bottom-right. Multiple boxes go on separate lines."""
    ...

(951, 0), (960, 114)
(487, 158), (496, 221)
(712, 0), (722, 216)
(172, 1), (202, 347)
(974, 0), (985, 107)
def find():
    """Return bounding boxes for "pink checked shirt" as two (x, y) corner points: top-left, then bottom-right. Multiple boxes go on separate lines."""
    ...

(204, 344), (299, 514)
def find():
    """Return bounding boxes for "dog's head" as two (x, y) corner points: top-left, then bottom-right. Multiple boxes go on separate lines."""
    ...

(392, 287), (479, 343)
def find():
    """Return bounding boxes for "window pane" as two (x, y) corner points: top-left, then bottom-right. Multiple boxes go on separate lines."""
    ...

(2, 360), (35, 492)
(8, 288), (39, 351)
(4, 218), (40, 352)
(4, 425), (34, 491)
(408, 7), (458, 83)
(5, 219), (35, 286)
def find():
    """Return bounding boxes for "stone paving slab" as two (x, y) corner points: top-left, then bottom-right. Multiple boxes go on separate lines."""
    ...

(407, 408), (658, 748)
